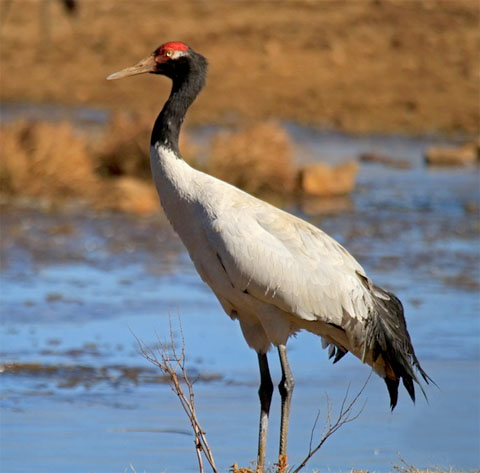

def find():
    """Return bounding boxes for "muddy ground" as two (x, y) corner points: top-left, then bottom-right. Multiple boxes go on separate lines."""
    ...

(1, 0), (479, 135)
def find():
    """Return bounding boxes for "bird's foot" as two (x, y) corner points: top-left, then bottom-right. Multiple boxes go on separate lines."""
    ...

(275, 454), (289, 473)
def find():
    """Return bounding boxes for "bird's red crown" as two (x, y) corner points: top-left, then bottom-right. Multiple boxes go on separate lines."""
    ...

(158, 41), (189, 54)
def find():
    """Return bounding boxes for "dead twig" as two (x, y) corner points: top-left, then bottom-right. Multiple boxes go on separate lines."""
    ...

(393, 454), (428, 473)
(134, 320), (217, 473)
(290, 373), (371, 473)
(134, 317), (369, 473)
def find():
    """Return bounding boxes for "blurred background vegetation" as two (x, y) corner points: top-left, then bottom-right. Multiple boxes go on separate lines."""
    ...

(0, 0), (478, 212)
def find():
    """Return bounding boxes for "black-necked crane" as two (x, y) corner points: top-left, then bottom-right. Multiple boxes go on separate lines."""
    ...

(107, 41), (430, 470)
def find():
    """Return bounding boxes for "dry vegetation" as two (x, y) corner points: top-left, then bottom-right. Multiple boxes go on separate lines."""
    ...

(95, 112), (153, 180)
(95, 110), (200, 179)
(297, 161), (359, 197)
(0, 117), (359, 212)
(0, 0), (478, 211)
(208, 122), (296, 196)
(0, 120), (100, 201)
(137, 323), (466, 473)
(0, 0), (478, 134)
(137, 321), (367, 473)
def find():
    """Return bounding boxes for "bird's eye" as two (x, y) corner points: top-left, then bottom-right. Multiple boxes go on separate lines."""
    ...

(165, 50), (173, 57)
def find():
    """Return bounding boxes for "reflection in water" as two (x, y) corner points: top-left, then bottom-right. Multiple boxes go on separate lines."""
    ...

(0, 130), (479, 473)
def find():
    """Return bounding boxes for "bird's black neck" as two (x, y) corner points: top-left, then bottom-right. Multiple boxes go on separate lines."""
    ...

(151, 53), (207, 156)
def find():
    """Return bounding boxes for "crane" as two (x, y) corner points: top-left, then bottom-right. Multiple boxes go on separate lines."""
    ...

(107, 41), (430, 470)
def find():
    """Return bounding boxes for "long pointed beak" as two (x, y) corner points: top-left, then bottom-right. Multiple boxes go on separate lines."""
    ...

(106, 55), (157, 80)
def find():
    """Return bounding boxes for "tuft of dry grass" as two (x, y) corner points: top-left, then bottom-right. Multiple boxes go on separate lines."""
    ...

(229, 467), (464, 473)
(94, 111), (153, 180)
(296, 161), (359, 197)
(95, 111), (200, 179)
(0, 120), (99, 201)
(0, 117), (200, 214)
(391, 456), (474, 473)
(207, 122), (296, 197)
(97, 176), (159, 215)
(229, 464), (255, 473)
(229, 456), (288, 473)
(424, 142), (479, 167)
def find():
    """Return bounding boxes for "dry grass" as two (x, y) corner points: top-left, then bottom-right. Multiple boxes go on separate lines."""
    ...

(424, 142), (479, 166)
(95, 111), (200, 180)
(0, 116), (202, 213)
(98, 176), (158, 215)
(1, 0), (478, 135)
(0, 118), (360, 212)
(0, 120), (99, 201)
(392, 457), (477, 473)
(2, 0), (478, 211)
(95, 111), (153, 180)
(296, 162), (359, 197)
(229, 468), (470, 473)
(208, 122), (296, 197)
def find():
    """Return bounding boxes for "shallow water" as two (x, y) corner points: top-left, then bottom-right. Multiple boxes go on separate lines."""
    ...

(1, 128), (479, 472)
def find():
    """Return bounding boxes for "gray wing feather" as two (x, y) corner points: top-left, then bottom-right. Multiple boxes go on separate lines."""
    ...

(204, 201), (373, 328)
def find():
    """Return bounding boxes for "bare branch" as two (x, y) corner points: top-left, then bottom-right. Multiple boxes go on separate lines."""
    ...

(290, 372), (371, 473)
(393, 454), (423, 473)
(133, 320), (218, 473)
(308, 410), (321, 453)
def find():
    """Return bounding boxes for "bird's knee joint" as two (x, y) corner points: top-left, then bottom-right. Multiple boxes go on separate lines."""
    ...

(278, 376), (294, 397)
(258, 379), (274, 405)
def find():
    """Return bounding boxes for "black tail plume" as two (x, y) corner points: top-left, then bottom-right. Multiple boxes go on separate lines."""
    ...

(384, 377), (400, 410)
(358, 273), (433, 409)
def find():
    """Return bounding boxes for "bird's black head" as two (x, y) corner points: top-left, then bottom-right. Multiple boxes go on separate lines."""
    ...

(107, 41), (207, 83)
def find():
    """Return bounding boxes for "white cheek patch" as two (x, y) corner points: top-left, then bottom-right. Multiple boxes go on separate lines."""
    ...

(171, 50), (187, 60)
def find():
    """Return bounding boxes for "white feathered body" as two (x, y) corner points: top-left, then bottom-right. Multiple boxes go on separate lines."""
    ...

(150, 143), (394, 377)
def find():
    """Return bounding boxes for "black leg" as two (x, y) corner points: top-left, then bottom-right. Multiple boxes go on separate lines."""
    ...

(257, 352), (273, 472)
(278, 344), (294, 458)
